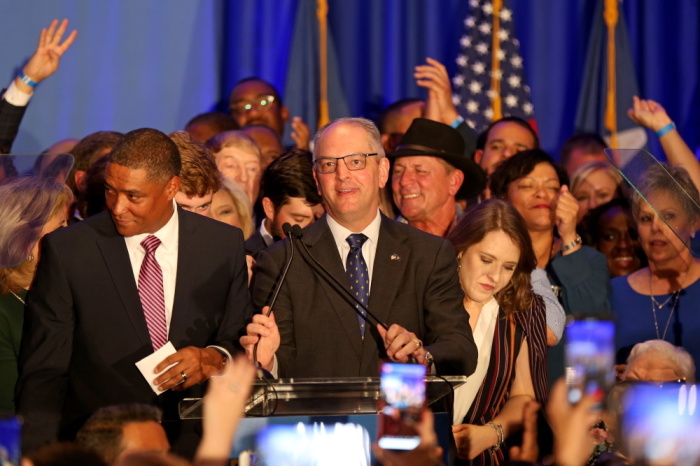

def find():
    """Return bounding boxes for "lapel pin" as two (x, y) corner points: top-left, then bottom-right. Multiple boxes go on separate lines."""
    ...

(390, 254), (401, 261)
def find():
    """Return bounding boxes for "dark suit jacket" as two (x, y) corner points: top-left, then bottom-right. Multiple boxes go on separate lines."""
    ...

(16, 209), (252, 452)
(0, 95), (27, 154)
(244, 229), (269, 258)
(252, 214), (477, 378)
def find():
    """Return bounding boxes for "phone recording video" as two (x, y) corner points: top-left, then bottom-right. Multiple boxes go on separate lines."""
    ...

(564, 318), (616, 405)
(377, 362), (426, 451)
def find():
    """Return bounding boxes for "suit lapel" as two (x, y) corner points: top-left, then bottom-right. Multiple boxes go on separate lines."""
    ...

(95, 214), (151, 347)
(368, 216), (410, 326)
(169, 209), (197, 343)
(302, 217), (363, 359)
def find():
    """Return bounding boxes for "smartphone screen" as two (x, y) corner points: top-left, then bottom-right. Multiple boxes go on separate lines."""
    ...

(377, 362), (426, 451)
(0, 417), (21, 466)
(621, 383), (700, 463)
(564, 318), (615, 405)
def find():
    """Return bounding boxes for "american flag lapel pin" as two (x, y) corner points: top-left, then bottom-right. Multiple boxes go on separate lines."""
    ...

(390, 254), (401, 261)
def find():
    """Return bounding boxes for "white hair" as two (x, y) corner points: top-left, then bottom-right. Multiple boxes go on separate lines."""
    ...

(625, 339), (696, 382)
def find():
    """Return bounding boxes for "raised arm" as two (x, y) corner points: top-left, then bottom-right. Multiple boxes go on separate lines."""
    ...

(628, 96), (700, 192)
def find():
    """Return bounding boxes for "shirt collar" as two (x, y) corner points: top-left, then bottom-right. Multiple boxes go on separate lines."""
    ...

(326, 210), (381, 248)
(124, 200), (179, 253)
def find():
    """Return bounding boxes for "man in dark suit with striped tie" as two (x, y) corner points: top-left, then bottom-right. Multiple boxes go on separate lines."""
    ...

(16, 128), (252, 457)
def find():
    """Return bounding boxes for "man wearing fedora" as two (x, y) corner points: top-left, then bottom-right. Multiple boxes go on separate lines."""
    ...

(390, 118), (487, 237)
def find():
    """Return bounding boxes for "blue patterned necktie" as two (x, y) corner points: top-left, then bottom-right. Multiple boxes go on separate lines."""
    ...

(346, 233), (369, 337)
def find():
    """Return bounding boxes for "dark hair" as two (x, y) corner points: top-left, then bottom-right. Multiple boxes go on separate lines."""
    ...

(107, 128), (181, 182)
(262, 149), (321, 208)
(76, 404), (163, 464)
(475, 116), (540, 151)
(168, 131), (220, 196)
(586, 197), (634, 245)
(82, 156), (109, 218)
(377, 98), (424, 133)
(559, 132), (608, 167)
(27, 442), (107, 466)
(230, 77), (283, 106)
(489, 149), (569, 199)
(447, 199), (536, 316)
(185, 111), (239, 133)
(67, 131), (124, 192)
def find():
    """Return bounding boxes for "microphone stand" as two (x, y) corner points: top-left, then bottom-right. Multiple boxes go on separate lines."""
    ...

(253, 223), (296, 377)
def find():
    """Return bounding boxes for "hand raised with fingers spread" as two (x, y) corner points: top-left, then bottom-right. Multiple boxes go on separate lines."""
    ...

(23, 19), (78, 84)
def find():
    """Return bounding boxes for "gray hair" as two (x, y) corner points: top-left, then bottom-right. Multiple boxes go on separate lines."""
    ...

(624, 339), (696, 383)
(312, 117), (385, 160)
(206, 130), (262, 163)
(630, 163), (700, 225)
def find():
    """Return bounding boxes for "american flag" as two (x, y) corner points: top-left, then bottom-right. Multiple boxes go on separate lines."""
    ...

(452, 0), (535, 134)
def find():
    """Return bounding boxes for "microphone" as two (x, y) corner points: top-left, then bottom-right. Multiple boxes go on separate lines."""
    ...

(253, 222), (297, 377)
(288, 225), (419, 364)
(287, 224), (388, 331)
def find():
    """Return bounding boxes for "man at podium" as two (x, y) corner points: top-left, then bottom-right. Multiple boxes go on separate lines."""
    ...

(242, 117), (477, 378)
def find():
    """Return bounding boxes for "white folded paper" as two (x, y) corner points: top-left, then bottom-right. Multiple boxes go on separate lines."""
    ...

(135, 341), (178, 394)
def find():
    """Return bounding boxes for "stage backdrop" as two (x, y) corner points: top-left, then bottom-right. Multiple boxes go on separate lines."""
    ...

(2, 0), (697, 160)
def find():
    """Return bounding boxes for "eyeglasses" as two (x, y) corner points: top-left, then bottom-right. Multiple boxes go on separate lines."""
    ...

(313, 153), (378, 174)
(229, 94), (277, 114)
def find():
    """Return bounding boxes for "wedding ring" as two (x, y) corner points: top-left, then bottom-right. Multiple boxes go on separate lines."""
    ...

(181, 371), (188, 381)
(413, 339), (422, 349)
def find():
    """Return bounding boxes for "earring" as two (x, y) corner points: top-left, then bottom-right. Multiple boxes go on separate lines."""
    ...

(26, 254), (35, 262)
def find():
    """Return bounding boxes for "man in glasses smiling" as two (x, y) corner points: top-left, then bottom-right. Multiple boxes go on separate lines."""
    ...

(242, 117), (476, 379)
(228, 77), (311, 150)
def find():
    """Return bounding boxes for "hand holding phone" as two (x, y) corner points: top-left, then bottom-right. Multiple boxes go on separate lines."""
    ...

(377, 362), (426, 451)
(564, 318), (616, 406)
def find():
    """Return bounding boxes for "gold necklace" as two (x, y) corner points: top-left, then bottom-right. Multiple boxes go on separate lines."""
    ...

(10, 291), (25, 305)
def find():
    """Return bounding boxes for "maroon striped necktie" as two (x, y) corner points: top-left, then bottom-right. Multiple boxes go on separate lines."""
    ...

(138, 235), (168, 350)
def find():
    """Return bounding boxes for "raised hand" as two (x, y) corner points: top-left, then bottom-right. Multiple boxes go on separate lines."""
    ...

(23, 19), (78, 85)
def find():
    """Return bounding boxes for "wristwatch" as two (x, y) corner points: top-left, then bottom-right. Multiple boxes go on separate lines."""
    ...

(561, 234), (582, 253)
(424, 351), (434, 369)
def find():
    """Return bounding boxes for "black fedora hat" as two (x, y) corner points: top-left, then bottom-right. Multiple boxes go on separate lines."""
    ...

(388, 118), (486, 199)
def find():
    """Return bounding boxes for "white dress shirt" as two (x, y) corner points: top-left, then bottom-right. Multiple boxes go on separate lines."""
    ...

(326, 210), (382, 288)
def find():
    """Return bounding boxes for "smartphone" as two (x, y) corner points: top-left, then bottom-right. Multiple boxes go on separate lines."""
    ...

(621, 383), (700, 463)
(564, 318), (615, 405)
(0, 417), (21, 466)
(377, 362), (426, 451)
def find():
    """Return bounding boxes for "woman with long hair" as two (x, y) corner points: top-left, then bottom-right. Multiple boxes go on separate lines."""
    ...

(447, 199), (547, 465)
(0, 176), (72, 414)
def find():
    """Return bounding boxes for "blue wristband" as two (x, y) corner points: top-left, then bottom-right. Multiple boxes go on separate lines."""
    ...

(450, 115), (464, 128)
(18, 72), (37, 88)
(656, 122), (676, 138)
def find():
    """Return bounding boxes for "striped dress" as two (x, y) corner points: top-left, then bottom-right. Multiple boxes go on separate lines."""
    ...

(457, 295), (548, 465)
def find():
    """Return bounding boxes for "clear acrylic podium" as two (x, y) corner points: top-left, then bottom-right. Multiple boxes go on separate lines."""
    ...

(178, 375), (467, 419)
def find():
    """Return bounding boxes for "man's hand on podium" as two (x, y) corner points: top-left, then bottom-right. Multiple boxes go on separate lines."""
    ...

(240, 307), (279, 372)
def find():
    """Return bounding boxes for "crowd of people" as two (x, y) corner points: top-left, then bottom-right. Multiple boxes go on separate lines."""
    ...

(1, 18), (699, 466)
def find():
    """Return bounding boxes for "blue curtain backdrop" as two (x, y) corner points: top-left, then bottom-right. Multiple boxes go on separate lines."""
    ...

(3, 0), (697, 160)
